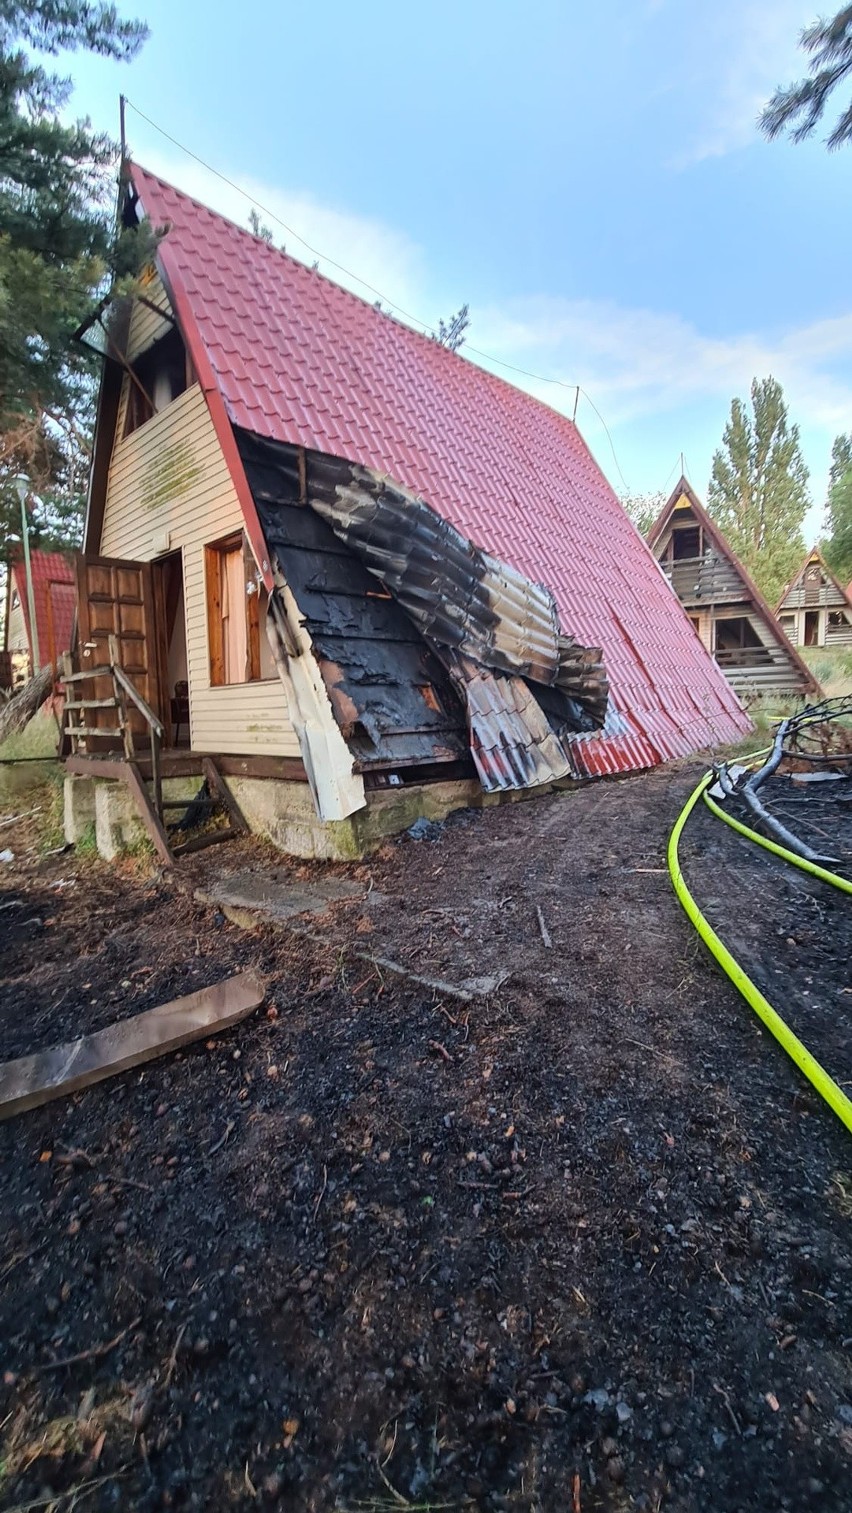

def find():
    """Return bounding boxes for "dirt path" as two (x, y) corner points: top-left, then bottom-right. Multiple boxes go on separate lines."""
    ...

(0, 765), (850, 1511)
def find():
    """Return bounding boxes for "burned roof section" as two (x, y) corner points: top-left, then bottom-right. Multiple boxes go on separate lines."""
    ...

(238, 431), (609, 791)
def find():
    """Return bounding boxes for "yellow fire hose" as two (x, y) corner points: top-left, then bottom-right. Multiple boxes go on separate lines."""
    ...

(668, 771), (852, 1135)
(702, 786), (852, 896)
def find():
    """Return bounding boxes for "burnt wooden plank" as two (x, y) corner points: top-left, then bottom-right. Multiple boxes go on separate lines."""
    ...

(0, 972), (264, 1121)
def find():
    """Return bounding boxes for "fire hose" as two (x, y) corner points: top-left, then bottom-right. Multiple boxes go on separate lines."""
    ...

(668, 770), (852, 1135)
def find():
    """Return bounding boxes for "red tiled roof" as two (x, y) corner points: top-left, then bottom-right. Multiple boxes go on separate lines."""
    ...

(8, 550), (75, 667)
(131, 164), (751, 771)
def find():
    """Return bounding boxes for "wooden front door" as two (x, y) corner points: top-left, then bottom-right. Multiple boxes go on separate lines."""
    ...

(75, 554), (162, 747)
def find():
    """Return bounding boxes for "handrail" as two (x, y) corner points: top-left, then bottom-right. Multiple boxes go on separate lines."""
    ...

(111, 662), (164, 738)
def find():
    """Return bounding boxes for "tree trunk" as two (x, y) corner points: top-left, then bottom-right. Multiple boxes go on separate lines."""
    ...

(0, 665), (54, 748)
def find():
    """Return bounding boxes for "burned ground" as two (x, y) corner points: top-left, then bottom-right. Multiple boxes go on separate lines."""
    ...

(0, 764), (850, 1512)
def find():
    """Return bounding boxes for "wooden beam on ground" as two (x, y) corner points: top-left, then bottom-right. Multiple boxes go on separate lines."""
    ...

(0, 971), (265, 1122)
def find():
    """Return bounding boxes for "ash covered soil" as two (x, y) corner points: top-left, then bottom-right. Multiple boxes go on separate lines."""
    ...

(0, 763), (850, 1513)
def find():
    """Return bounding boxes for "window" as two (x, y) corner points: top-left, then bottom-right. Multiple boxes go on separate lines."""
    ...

(829, 609), (850, 627)
(205, 534), (263, 685)
(671, 525), (702, 561)
(11, 589), (20, 609)
(124, 327), (192, 436)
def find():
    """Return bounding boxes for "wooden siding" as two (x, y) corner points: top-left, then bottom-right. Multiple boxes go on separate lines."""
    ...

(652, 506), (812, 696)
(125, 271), (173, 362)
(661, 550), (744, 607)
(780, 605), (852, 649)
(99, 382), (299, 757)
(6, 589), (27, 653)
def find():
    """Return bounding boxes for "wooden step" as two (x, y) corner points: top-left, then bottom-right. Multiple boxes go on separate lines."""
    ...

(61, 666), (113, 682)
(64, 697), (120, 711)
(160, 798), (214, 810)
(65, 725), (124, 738)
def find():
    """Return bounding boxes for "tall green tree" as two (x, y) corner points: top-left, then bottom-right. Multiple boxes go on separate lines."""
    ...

(823, 432), (852, 584)
(0, 1), (149, 556)
(707, 377), (809, 606)
(761, 6), (852, 148)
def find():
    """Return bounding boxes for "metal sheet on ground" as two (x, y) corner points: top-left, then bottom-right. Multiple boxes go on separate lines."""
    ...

(0, 971), (265, 1121)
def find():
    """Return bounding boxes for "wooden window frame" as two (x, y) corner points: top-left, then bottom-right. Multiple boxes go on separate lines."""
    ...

(205, 533), (261, 687)
(123, 329), (195, 439)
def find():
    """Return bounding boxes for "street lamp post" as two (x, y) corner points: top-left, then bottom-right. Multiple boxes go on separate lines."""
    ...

(13, 476), (40, 673)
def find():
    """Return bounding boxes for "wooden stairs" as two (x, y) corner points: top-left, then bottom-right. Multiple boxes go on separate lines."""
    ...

(120, 755), (249, 866)
(61, 646), (248, 865)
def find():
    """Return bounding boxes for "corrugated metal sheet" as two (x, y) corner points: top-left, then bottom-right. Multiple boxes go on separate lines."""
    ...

(129, 165), (752, 773)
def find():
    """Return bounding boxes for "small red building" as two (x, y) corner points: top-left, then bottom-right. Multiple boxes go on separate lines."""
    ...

(2, 550), (76, 688)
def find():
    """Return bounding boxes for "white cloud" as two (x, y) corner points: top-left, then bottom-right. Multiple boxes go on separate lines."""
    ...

(135, 146), (434, 325)
(472, 296), (852, 437)
(670, 0), (806, 166)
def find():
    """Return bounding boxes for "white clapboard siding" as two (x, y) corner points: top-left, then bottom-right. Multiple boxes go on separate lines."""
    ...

(6, 589), (27, 653)
(100, 382), (300, 757)
(125, 271), (173, 361)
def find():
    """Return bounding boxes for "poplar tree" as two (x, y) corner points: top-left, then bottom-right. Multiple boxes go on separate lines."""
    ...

(823, 433), (852, 584)
(707, 377), (809, 606)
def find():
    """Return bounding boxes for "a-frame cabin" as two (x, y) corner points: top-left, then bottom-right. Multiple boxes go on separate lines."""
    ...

(776, 548), (852, 649)
(63, 167), (751, 861)
(648, 479), (819, 700)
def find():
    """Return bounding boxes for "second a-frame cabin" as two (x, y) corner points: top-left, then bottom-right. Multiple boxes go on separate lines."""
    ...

(63, 167), (750, 862)
(776, 548), (852, 649)
(648, 479), (819, 700)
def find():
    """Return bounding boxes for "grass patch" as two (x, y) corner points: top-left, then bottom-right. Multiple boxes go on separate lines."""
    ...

(0, 704), (60, 763)
(801, 645), (852, 698)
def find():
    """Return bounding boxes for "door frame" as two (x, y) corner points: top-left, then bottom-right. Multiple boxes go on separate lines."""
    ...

(150, 550), (187, 748)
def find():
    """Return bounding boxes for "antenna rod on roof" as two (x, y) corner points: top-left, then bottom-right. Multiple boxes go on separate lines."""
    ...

(119, 94), (127, 165)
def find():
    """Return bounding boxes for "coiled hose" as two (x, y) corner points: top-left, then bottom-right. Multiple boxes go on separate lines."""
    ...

(668, 771), (852, 1135)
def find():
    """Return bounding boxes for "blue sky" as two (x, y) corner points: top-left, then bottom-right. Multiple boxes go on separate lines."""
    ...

(67, 0), (850, 533)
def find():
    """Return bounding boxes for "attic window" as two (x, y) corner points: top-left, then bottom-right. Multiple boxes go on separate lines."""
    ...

(205, 534), (263, 685)
(11, 589), (20, 609)
(829, 610), (849, 627)
(671, 526), (701, 560)
(124, 327), (192, 437)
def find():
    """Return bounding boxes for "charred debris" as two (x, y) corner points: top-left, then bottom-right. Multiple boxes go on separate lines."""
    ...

(238, 430), (609, 793)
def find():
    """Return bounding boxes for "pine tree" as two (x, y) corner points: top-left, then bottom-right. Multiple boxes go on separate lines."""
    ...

(761, 7), (852, 149)
(823, 433), (852, 584)
(0, 2), (149, 557)
(707, 377), (809, 606)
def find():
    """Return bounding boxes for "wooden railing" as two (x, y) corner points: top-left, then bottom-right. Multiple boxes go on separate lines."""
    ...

(61, 635), (166, 820)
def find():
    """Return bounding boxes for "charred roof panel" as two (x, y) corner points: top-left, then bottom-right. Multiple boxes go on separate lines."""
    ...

(238, 430), (609, 791)
(239, 431), (470, 772)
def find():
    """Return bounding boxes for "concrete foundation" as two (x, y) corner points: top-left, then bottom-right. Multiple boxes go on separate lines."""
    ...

(63, 775), (96, 844)
(65, 767), (559, 863)
(225, 774), (489, 860)
(94, 781), (147, 861)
